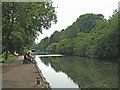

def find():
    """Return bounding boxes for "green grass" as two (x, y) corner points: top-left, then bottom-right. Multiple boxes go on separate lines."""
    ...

(0, 54), (17, 63)
(0, 59), (4, 63)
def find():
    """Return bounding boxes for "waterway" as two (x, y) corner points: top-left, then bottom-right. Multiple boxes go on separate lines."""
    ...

(35, 54), (118, 88)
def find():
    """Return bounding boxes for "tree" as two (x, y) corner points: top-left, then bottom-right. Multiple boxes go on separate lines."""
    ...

(2, 2), (57, 59)
(76, 13), (104, 32)
(50, 31), (61, 43)
(37, 11), (119, 60)
(37, 37), (50, 52)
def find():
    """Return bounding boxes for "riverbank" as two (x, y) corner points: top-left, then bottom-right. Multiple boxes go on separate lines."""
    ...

(2, 56), (50, 89)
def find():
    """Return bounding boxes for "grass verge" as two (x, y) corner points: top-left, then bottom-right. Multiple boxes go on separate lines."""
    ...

(0, 54), (17, 63)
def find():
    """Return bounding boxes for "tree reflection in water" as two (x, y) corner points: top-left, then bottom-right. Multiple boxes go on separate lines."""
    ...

(40, 56), (118, 88)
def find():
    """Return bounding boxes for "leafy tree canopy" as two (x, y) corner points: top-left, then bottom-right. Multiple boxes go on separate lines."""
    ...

(2, 2), (57, 59)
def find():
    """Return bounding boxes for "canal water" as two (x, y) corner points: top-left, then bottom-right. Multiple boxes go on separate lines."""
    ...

(35, 55), (118, 88)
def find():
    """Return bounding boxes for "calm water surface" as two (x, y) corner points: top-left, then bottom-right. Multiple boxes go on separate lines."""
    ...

(35, 55), (118, 88)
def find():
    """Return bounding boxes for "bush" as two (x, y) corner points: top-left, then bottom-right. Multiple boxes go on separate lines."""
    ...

(1, 51), (17, 63)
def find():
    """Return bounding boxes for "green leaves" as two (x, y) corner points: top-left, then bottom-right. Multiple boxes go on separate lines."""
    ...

(2, 2), (57, 54)
(36, 11), (119, 59)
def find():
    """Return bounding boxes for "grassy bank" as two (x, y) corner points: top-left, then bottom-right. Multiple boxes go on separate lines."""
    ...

(0, 52), (17, 63)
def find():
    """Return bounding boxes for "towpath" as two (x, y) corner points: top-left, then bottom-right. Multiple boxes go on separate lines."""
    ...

(2, 56), (49, 89)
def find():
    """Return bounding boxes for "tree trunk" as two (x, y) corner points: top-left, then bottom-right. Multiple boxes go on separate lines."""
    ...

(4, 33), (10, 60)
(5, 49), (8, 60)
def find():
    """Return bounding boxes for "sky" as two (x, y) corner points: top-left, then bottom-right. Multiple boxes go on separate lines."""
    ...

(35, 0), (119, 43)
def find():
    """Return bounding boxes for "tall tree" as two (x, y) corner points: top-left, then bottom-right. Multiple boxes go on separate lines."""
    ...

(39, 12), (119, 60)
(2, 2), (57, 59)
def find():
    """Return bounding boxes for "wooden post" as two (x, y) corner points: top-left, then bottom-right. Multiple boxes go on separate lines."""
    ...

(37, 76), (40, 85)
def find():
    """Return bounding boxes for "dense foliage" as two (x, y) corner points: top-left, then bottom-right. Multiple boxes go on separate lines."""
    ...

(2, 2), (57, 59)
(36, 11), (119, 59)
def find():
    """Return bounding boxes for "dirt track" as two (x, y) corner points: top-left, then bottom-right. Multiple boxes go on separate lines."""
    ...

(2, 56), (49, 89)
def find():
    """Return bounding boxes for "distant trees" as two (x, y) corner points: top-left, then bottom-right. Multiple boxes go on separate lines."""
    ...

(2, 2), (57, 59)
(76, 14), (104, 32)
(36, 12), (119, 60)
(50, 31), (61, 43)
